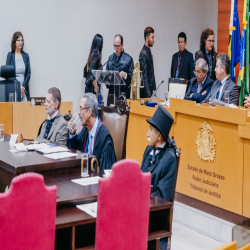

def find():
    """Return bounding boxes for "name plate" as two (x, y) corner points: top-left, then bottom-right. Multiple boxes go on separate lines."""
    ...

(30, 97), (46, 106)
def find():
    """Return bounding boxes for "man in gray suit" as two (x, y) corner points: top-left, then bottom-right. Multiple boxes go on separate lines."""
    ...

(202, 53), (240, 105)
(37, 87), (68, 145)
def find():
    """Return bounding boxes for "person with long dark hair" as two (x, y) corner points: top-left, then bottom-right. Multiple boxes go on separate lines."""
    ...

(195, 28), (217, 80)
(6, 31), (31, 101)
(84, 34), (103, 94)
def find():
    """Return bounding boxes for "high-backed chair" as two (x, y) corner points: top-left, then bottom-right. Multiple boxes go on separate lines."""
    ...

(100, 102), (130, 161)
(0, 173), (57, 250)
(95, 160), (151, 250)
(0, 65), (21, 102)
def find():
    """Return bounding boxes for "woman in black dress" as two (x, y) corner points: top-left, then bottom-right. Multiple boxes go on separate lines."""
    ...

(84, 34), (103, 94)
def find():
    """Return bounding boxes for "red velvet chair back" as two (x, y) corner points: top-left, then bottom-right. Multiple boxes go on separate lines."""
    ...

(0, 173), (57, 250)
(95, 160), (151, 250)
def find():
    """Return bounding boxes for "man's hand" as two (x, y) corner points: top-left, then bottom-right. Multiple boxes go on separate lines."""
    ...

(201, 90), (207, 95)
(119, 71), (127, 79)
(244, 95), (250, 108)
(93, 80), (99, 93)
(68, 117), (77, 136)
(21, 86), (25, 98)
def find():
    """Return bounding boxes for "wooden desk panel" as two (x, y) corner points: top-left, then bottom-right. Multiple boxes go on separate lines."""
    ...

(243, 139), (250, 218)
(12, 102), (73, 139)
(174, 113), (243, 214)
(0, 103), (13, 134)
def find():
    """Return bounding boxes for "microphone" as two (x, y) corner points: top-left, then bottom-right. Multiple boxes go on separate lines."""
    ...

(149, 80), (164, 102)
(85, 51), (116, 84)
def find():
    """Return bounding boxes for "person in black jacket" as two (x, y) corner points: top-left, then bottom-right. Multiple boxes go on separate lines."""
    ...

(84, 34), (103, 94)
(195, 28), (218, 80)
(184, 58), (213, 103)
(106, 34), (134, 99)
(139, 27), (156, 98)
(6, 31), (31, 101)
(170, 32), (194, 81)
(141, 105), (177, 250)
(68, 93), (116, 174)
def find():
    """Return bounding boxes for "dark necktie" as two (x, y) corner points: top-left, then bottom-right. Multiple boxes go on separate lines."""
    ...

(175, 53), (181, 78)
(216, 82), (222, 100)
(43, 117), (56, 139)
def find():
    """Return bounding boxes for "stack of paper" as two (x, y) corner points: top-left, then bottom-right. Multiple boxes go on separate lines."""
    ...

(71, 176), (100, 186)
(44, 152), (78, 159)
(77, 202), (98, 217)
(26, 143), (52, 151)
(36, 146), (70, 154)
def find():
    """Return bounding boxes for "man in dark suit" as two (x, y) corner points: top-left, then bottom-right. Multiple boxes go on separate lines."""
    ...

(37, 87), (68, 145)
(184, 58), (213, 103)
(141, 105), (177, 250)
(106, 34), (134, 99)
(170, 32), (195, 81)
(68, 93), (116, 173)
(202, 53), (240, 105)
(139, 27), (156, 98)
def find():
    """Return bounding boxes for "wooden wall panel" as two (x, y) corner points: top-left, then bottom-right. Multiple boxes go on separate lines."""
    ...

(0, 103), (13, 135)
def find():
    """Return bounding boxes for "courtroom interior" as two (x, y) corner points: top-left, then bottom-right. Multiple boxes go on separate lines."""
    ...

(1, 0), (250, 250)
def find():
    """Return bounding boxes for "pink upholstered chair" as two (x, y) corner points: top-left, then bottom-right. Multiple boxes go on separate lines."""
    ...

(0, 173), (57, 250)
(95, 160), (151, 250)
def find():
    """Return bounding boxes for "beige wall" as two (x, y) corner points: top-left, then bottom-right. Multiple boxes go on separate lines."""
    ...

(0, 0), (218, 112)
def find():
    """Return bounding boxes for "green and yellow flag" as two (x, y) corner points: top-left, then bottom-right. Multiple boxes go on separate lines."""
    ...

(238, 0), (250, 106)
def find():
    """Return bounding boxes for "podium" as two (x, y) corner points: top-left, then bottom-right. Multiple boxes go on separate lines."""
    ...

(92, 70), (126, 106)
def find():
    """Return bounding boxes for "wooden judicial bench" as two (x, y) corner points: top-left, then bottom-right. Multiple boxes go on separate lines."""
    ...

(127, 98), (250, 223)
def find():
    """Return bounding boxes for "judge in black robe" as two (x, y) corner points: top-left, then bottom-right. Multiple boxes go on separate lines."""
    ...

(141, 105), (178, 250)
(67, 93), (116, 174)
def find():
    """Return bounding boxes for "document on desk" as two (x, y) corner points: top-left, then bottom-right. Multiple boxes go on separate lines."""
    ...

(77, 202), (97, 218)
(36, 146), (70, 154)
(71, 176), (100, 186)
(44, 152), (78, 159)
(26, 143), (52, 151)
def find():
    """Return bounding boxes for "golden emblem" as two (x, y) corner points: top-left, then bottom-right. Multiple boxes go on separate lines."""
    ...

(196, 122), (216, 162)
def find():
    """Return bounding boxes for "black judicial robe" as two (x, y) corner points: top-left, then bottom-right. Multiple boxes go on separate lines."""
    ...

(68, 124), (116, 173)
(141, 145), (177, 202)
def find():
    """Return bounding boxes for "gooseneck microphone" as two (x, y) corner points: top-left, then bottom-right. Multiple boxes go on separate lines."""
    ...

(85, 51), (116, 84)
(149, 80), (164, 102)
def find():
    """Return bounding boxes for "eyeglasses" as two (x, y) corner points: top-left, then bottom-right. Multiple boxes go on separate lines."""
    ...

(113, 44), (121, 48)
(193, 71), (203, 75)
(79, 107), (90, 111)
(206, 39), (215, 44)
(17, 39), (24, 42)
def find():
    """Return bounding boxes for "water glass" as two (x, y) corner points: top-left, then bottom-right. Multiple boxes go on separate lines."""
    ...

(68, 113), (80, 133)
(81, 153), (89, 177)
(224, 91), (229, 104)
(176, 95), (182, 99)
(9, 93), (14, 102)
(0, 124), (4, 142)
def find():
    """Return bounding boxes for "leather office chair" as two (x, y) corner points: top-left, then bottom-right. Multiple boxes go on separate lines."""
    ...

(95, 160), (151, 249)
(0, 65), (21, 102)
(0, 173), (57, 250)
(100, 101), (130, 161)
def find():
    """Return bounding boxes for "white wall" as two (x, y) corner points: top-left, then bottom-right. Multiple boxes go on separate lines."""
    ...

(0, 0), (218, 112)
